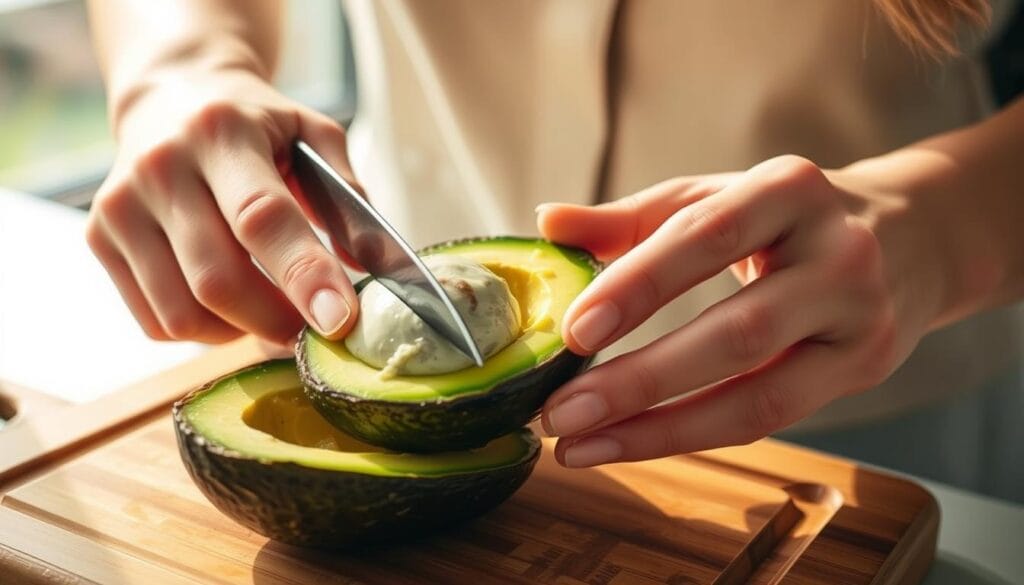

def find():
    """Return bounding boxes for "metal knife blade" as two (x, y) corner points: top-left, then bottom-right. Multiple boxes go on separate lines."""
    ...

(291, 140), (484, 367)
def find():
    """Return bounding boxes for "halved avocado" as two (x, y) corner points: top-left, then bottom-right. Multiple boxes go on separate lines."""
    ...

(173, 359), (540, 549)
(297, 237), (599, 452)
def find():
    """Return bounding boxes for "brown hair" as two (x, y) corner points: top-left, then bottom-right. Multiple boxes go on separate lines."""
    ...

(874, 0), (991, 56)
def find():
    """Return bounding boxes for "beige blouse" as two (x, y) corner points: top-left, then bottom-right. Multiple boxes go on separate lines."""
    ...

(342, 0), (1022, 428)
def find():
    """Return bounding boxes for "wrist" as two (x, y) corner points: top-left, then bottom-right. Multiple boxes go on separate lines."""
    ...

(833, 150), (1003, 332)
(107, 39), (270, 137)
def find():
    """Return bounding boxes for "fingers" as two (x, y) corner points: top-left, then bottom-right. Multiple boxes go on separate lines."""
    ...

(91, 184), (241, 343)
(126, 138), (305, 343)
(536, 174), (734, 261)
(541, 260), (853, 438)
(91, 100), (362, 343)
(560, 156), (834, 355)
(537, 156), (905, 467)
(85, 219), (170, 341)
(90, 75), (368, 343)
(155, 174), (305, 344)
(552, 342), (841, 467)
(192, 104), (359, 339)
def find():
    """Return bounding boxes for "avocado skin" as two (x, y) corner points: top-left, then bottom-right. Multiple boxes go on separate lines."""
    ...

(299, 337), (589, 452)
(172, 391), (540, 549)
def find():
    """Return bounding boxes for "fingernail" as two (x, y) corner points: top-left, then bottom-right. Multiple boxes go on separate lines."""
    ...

(310, 289), (351, 335)
(534, 203), (555, 214)
(547, 392), (609, 437)
(570, 300), (621, 352)
(563, 436), (622, 468)
(540, 415), (555, 437)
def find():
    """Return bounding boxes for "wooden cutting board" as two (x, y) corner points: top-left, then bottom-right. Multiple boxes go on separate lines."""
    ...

(0, 338), (938, 584)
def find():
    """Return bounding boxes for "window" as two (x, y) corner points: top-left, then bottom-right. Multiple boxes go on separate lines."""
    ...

(0, 0), (354, 203)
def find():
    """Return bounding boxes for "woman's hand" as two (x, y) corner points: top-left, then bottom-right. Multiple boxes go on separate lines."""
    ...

(86, 68), (361, 345)
(537, 155), (943, 467)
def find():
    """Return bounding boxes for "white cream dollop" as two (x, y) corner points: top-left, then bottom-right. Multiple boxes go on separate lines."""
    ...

(344, 255), (521, 377)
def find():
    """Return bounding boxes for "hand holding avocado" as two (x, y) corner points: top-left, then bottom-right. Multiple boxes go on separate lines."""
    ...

(536, 156), (938, 467)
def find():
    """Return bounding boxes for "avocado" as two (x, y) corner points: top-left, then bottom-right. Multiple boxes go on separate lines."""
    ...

(173, 359), (540, 549)
(298, 237), (599, 452)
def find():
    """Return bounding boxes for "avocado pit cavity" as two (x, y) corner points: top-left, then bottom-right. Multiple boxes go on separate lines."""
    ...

(344, 255), (521, 377)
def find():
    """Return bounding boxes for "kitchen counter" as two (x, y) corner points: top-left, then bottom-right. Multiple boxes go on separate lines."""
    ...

(2, 187), (1021, 583)
(0, 188), (207, 404)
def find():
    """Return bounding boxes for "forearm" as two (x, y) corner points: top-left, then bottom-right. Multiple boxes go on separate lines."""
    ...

(840, 97), (1024, 331)
(86, 0), (283, 131)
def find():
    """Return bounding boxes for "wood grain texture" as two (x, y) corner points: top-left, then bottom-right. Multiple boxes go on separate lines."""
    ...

(0, 339), (938, 585)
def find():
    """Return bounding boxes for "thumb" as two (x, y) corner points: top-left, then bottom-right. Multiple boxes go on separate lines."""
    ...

(537, 175), (731, 261)
(536, 202), (639, 261)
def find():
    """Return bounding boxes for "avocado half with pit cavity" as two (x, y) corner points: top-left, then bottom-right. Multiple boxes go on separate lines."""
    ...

(173, 359), (540, 548)
(297, 237), (599, 453)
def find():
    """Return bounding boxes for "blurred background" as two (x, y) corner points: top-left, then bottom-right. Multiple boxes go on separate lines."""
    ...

(3, 1), (1022, 206)
(0, 0), (356, 203)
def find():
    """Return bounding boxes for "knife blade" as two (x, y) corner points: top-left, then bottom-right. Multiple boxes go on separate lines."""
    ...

(291, 140), (484, 367)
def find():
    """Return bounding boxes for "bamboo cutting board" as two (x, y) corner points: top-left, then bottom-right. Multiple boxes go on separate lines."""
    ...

(0, 338), (938, 584)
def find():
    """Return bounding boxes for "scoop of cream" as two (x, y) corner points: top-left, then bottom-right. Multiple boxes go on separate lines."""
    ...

(344, 255), (521, 378)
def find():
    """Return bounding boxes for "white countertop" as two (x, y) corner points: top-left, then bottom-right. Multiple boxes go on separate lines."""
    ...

(0, 188), (207, 403)
(2, 188), (1021, 583)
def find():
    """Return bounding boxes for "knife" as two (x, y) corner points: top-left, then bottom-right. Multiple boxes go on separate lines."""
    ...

(291, 140), (484, 367)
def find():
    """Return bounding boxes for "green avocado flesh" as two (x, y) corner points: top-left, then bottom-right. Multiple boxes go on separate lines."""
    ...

(173, 359), (541, 548)
(297, 237), (599, 453)
(181, 360), (533, 476)
(301, 237), (596, 402)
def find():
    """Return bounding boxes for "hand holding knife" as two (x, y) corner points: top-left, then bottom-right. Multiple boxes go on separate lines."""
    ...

(291, 140), (484, 367)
